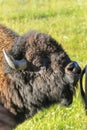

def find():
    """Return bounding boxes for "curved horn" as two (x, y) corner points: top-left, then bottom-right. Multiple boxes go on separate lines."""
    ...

(80, 65), (87, 110)
(2, 49), (27, 70)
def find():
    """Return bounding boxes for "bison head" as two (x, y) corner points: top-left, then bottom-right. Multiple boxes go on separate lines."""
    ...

(2, 31), (81, 120)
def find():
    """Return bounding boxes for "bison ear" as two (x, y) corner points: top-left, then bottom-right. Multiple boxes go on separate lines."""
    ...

(2, 49), (28, 70)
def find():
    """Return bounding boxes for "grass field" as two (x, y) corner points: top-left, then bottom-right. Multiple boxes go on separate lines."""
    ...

(0, 0), (87, 130)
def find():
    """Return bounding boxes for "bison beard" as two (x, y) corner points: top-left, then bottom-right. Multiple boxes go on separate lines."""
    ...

(1, 30), (81, 129)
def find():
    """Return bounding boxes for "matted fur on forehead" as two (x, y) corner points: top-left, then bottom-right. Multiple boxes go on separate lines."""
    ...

(9, 30), (71, 68)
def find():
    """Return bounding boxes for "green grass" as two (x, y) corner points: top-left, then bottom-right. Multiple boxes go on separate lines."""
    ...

(0, 0), (87, 129)
(15, 93), (87, 130)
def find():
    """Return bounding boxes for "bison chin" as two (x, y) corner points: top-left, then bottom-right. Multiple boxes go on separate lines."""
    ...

(60, 61), (81, 107)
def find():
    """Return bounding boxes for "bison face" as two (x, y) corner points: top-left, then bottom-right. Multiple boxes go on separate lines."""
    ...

(2, 32), (81, 120)
(50, 52), (81, 106)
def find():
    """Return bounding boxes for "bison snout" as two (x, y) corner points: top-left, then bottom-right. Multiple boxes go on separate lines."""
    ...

(65, 61), (81, 75)
(65, 61), (81, 86)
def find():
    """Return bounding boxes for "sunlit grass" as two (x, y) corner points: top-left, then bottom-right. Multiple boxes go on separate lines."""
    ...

(0, 0), (87, 130)
(15, 91), (87, 130)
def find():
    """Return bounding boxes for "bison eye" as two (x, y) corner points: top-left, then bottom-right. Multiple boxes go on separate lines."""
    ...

(40, 52), (51, 68)
(40, 57), (51, 68)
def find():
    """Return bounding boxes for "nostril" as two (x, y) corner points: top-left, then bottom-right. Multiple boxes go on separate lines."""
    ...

(65, 62), (74, 74)
(67, 63), (74, 72)
(65, 61), (81, 74)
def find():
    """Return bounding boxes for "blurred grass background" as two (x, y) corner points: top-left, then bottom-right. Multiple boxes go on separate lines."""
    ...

(0, 0), (87, 129)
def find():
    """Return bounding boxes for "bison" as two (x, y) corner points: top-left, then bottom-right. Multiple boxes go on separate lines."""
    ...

(0, 24), (81, 130)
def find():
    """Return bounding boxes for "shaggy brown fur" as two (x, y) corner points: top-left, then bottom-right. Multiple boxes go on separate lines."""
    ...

(0, 24), (19, 78)
(0, 24), (19, 130)
(0, 24), (19, 65)
(0, 24), (19, 98)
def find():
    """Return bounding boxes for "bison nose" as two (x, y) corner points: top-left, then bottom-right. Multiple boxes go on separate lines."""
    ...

(65, 61), (81, 75)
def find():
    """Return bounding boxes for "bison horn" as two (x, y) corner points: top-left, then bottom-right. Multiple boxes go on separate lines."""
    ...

(2, 49), (27, 70)
(80, 65), (87, 111)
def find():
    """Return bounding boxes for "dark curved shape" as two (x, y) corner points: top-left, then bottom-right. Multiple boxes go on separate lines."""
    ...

(80, 65), (87, 110)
